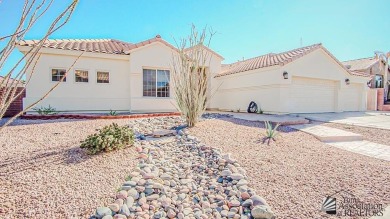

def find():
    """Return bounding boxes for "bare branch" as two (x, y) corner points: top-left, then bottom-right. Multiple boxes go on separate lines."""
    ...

(0, 0), (79, 127)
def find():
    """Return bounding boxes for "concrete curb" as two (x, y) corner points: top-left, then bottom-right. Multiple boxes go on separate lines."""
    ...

(20, 112), (181, 120)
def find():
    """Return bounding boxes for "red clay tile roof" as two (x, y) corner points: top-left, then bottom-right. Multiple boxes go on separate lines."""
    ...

(216, 44), (370, 78)
(217, 44), (322, 77)
(184, 44), (224, 60)
(18, 39), (134, 55)
(123, 35), (178, 54)
(18, 35), (219, 57)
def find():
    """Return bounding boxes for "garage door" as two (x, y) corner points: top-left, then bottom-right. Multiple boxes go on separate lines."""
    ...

(342, 83), (360, 111)
(289, 77), (336, 113)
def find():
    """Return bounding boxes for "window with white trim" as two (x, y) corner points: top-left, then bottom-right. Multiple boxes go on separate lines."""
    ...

(143, 69), (170, 97)
(51, 69), (66, 82)
(97, 71), (109, 83)
(75, 70), (89, 82)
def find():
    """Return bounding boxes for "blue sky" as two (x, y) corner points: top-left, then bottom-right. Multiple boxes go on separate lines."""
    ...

(1, 0), (389, 76)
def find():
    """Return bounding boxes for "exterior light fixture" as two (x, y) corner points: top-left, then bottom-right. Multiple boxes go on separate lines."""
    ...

(345, 78), (350, 85)
(283, 71), (288, 79)
(367, 80), (371, 87)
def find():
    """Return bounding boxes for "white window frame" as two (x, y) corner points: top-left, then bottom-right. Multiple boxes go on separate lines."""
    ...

(142, 68), (170, 98)
(74, 69), (89, 83)
(96, 71), (110, 84)
(50, 68), (67, 82)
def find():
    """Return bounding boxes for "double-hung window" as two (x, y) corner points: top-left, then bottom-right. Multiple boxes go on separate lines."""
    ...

(143, 69), (170, 97)
(51, 69), (67, 82)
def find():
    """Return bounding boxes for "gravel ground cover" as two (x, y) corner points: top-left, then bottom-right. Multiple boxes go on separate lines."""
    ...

(190, 117), (390, 219)
(1, 115), (389, 219)
(0, 117), (80, 126)
(0, 118), (139, 218)
(319, 122), (390, 146)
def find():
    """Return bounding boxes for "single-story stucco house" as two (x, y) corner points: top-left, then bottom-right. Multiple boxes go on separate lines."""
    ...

(17, 36), (371, 114)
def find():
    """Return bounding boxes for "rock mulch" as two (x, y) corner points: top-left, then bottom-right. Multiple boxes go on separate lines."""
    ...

(94, 117), (274, 219)
(190, 117), (390, 218)
(0, 119), (140, 218)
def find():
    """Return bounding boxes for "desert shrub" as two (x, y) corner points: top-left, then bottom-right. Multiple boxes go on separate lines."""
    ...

(32, 105), (57, 115)
(108, 110), (117, 116)
(80, 123), (134, 154)
(262, 121), (280, 145)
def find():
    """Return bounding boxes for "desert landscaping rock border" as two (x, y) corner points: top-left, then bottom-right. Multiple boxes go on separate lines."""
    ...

(20, 112), (181, 120)
(93, 116), (275, 219)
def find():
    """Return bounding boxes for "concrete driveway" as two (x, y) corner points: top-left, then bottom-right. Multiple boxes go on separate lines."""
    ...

(296, 111), (390, 130)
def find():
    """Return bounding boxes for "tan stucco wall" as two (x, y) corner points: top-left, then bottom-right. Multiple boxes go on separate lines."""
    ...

(20, 42), (223, 113)
(20, 43), (368, 114)
(128, 43), (177, 112)
(211, 66), (285, 113)
(213, 49), (368, 113)
(23, 51), (131, 112)
(285, 49), (368, 112)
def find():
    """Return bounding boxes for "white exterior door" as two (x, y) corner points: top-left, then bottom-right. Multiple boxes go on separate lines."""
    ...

(289, 77), (336, 113)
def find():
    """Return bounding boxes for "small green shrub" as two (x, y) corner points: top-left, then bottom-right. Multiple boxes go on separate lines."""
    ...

(32, 105), (57, 115)
(108, 110), (117, 116)
(262, 121), (280, 145)
(80, 123), (134, 154)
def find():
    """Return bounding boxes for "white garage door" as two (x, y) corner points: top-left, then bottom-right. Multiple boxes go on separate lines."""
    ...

(289, 77), (336, 113)
(342, 83), (361, 111)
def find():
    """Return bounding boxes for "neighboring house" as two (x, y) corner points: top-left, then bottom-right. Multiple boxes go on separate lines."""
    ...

(17, 37), (370, 114)
(342, 56), (390, 90)
(0, 76), (26, 117)
(342, 57), (390, 111)
(212, 44), (370, 113)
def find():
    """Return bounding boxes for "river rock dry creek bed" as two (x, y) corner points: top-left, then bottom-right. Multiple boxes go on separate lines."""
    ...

(94, 115), (274, 219)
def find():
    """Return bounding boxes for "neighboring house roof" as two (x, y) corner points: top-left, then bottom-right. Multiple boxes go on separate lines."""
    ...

(342, 57), (378, 71)
(342, 57), (390, 78)
(216, 44), (370, 78)
(18, 39), (134, 55)
(0, 76), (25, 87)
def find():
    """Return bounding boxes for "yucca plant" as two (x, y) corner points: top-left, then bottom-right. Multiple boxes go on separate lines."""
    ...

(263, 121), (280, 145)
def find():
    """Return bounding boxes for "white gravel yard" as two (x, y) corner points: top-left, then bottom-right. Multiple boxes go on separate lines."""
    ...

(190, 117), (390, 219)
(0, 118), (138, 218)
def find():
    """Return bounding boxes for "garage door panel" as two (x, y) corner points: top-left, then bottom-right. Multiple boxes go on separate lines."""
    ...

(342, 84), (360, 111)
(289, 77), (335, 113)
